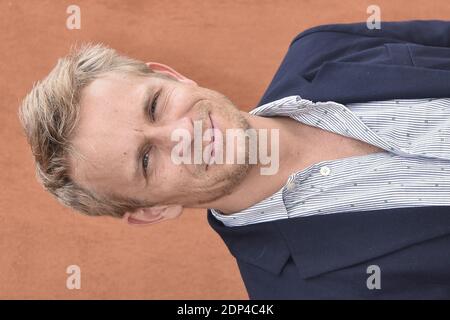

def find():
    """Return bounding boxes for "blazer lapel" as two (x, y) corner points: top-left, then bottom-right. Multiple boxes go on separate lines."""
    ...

(207, 210), (291, 275)
(278, 206), (450, 279)
(208, 206), (450, 279)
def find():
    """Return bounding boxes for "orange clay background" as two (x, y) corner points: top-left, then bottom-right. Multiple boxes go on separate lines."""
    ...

(1, 0), (450, 299)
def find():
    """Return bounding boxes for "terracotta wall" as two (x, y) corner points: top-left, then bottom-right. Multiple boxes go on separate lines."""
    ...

(1, 0), (449, 299)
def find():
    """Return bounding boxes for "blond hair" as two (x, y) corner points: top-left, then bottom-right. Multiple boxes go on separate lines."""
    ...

(18, 43), (172, 218)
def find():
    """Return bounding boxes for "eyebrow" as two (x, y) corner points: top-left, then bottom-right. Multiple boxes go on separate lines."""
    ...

(133, 88), (154, 185)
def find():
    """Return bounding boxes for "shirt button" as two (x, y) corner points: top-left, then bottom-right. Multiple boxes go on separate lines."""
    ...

(286, 182), (296, 191)
(320, 166), (331, 176)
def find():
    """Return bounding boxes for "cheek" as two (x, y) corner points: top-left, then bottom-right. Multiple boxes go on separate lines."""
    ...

(152, 154), (189, 189)
(151, 168), (191, 204)
(170, 88), (199, 115)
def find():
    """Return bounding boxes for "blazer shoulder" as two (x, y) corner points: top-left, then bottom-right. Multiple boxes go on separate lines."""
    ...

(289, 22), (369, 46)
(289, 20), (450, 48)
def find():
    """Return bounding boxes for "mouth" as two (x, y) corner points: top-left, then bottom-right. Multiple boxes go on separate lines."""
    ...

(206, 112), (215, 171)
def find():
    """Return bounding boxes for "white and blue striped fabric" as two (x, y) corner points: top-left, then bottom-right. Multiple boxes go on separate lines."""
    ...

(210, 95), (450, 227)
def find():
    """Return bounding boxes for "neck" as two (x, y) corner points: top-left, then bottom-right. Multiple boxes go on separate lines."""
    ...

(203, 111), (314, 214)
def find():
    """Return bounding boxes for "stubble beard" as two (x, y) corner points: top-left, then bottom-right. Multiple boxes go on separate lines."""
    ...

(184, 96), (252, 207)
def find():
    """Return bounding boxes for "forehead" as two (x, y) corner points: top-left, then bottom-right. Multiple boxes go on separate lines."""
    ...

(80, 72), (147, 110)
(68, 72), (151, 193)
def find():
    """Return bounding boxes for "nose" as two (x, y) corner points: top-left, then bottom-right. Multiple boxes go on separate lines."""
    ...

(146, 116), (194, 153)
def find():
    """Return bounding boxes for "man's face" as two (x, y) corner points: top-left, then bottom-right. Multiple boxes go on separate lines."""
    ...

(69, 69), (250, 209)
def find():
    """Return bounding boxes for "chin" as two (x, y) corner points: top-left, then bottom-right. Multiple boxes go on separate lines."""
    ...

(212, 162), (250, 192)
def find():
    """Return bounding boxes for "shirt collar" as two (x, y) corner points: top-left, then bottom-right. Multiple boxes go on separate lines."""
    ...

(210, 185), (288, 227)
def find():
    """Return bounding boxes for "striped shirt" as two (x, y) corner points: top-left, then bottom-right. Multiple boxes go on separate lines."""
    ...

(210, 95), (450, 227)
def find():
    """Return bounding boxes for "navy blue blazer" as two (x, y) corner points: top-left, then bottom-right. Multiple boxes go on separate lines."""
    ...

(207, 20), (450, 299)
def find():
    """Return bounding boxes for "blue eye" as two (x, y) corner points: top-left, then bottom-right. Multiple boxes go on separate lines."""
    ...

(149, 91), (160, 120)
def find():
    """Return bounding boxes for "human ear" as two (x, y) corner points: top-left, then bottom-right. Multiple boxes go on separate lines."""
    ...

(145, 62), (197, 86)
(123, 205), (183, 226)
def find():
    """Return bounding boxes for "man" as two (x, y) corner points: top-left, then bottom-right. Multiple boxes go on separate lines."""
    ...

(19, 20), (450, 299)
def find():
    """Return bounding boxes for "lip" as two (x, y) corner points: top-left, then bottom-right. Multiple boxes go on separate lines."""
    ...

(206, 112), (215, 171)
